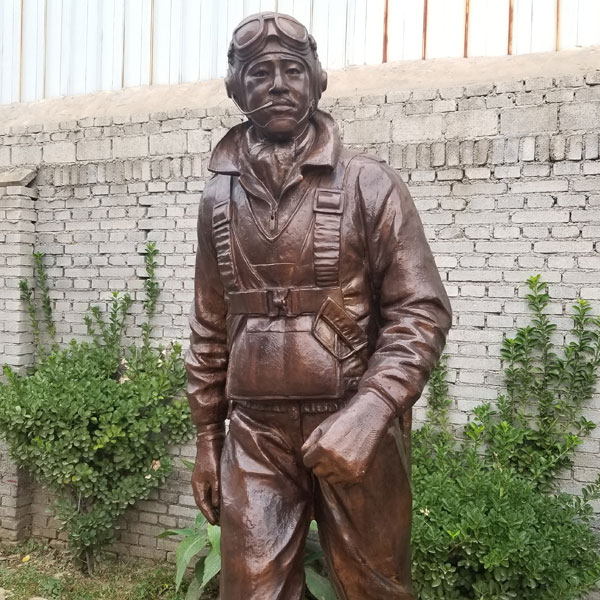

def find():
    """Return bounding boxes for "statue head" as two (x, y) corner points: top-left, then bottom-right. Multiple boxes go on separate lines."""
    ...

(225, 12), (328, 141)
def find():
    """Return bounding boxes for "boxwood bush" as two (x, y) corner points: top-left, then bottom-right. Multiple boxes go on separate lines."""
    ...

(0, 244), (192, 573)
(412, 277), (600, 599)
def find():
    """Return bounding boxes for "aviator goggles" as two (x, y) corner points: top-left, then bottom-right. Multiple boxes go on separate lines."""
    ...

(230, 12), (311, 61)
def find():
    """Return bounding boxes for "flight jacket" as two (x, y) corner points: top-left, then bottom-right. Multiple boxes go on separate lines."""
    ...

(185, 110), (452, 430)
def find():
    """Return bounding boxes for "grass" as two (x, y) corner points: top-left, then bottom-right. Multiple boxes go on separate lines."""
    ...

(0, 541), (218, 600)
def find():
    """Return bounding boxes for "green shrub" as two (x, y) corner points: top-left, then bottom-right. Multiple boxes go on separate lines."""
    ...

(0, 244), (193, 573)
(412, 276), (600, 599)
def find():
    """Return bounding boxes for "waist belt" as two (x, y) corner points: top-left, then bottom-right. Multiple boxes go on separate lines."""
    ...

(233, 398), (349, 415)
(228, 286), (343, 317)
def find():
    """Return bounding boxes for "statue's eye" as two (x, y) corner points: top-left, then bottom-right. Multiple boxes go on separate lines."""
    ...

(250, 68), (269, 78)
(287, 67), (301, 75)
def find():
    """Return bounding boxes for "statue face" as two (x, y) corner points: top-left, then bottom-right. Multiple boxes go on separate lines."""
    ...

(241, 53), (312, 142)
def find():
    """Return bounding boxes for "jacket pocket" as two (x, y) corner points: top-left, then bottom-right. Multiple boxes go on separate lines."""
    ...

(312, 297), (368, 360)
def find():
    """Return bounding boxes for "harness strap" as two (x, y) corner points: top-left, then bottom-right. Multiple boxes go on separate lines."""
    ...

(228, 286), (343, 317)
(212, 176), (237, 291)
(313, 188), (343, 287)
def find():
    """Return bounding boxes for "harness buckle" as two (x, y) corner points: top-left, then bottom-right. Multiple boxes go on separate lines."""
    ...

(266, 288), (291, 317)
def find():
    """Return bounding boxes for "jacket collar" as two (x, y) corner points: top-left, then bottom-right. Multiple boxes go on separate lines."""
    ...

(208, 109), (342, 176)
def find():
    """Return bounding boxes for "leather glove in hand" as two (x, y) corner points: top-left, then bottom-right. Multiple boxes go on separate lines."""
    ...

(301, 394), (395, 485)
(191, 423), (225, 525)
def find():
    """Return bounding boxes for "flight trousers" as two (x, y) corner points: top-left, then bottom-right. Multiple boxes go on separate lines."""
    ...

(219, 400), (416, 600)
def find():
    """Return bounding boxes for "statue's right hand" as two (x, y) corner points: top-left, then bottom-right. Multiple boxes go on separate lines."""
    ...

(191, 431), (224, 525)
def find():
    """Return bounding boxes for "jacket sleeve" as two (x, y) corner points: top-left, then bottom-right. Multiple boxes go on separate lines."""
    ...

(352, 160), (452, 415)
(184, 177), (229, 430)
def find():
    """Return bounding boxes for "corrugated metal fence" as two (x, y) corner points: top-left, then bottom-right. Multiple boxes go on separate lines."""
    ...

(1, 0), (599, 105)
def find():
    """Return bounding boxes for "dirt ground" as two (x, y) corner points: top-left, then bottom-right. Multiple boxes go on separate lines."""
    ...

(0, 46), (598, 131)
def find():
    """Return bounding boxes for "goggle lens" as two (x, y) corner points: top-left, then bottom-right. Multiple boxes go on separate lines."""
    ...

(232, 13), (310, 56)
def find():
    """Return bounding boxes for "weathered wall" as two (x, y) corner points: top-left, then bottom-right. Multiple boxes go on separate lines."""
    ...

(0, 52), (599, 565)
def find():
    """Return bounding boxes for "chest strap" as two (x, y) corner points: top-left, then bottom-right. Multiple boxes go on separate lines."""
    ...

(212, 176), (237, 291)
(228, 287), (343, 317)
(313, 188), (343, 287)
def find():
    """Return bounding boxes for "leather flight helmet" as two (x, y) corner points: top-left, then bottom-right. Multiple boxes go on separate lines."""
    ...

(225, 12), (328, 112)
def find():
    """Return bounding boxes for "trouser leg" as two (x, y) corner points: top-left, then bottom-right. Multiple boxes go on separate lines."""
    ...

(219, 406), (312, 600)
(311, 417), (416, 600)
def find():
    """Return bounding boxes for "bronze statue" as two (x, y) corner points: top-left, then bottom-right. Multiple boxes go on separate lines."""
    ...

(185, 12), (452, 600)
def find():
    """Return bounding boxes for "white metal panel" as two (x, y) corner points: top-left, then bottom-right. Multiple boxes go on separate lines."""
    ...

(426, 0), (466, 59)
(345, 0), (367, 66)
(45, 0), (62, 98)
(123, 0), (152, 87)
(468, 0), (510, 57)
(198, 0), (216, 80)
(260, 0), (277, 11)
(21, 0), (46, 102)
(529, 0), (556, 52)
(69, 0), (87, 95)
(85, 0), (102, 93)
(577, 0), (600, 48)
(243, 0), (262, 17)
(181, 0), (201, 83)
(0, 0), (21, 104)
(387, 0), (425, 62)
(59, 0), (72, 94)
(152, 0), (171, 84)
(311, 0), (332, 67)
(101, 0), (125, 90)
(325, 0), (348, 70)
(214, 0), (230, 78)
(277, 0), (312, 26)
(4, 0), (600, 106)
(514, 0), (556, 54)
(168, 0), (183, 84)
(558, 0), (579, 49)
(364, 0), (384, 65)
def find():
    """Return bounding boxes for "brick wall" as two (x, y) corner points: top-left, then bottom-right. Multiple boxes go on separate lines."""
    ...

(1, 65), (599, 562)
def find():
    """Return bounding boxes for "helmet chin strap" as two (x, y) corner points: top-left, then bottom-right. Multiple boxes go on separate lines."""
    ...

(231, 97), (275, 115)
(232, 97), (316, 131)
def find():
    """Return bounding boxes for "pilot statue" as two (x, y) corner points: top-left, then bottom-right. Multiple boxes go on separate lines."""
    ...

(185, 11), (452, 600)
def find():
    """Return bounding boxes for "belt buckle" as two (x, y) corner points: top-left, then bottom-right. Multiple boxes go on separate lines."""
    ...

(266, 287), (290, 317)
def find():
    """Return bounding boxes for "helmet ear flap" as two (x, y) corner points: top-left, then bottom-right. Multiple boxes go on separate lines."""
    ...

(320, 69), (328, 93)
(225, 69), (234, 99)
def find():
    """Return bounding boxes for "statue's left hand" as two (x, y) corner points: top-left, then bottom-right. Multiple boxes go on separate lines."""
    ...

(301, 395), (395, 485)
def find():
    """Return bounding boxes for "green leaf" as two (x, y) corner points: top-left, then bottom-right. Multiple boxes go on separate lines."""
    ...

(207, 523), (221, 553)
(175, 533), (208, 590)
(185, 562), (204, 600)
(181, 458), (196, 471)
(157, 528), (196, 539)
(201, 547), (222, 588)
(305, 566), (337, 600)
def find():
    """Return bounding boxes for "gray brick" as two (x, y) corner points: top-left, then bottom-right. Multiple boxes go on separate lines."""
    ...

(149, 132), (187, 155)
(392, 115), (443, 142)
(445, 110), (497, 139)
(465, 167), (491, 179)
(494, 166), (520, 179)
(560, 103), (600, 131)
(585, 70), (600, 84)
(500, 106), (558, 135)
(43, 142), (76, 163)
(11, 145), (41, 165)
(510, 180), (568, 193)
(187, 130), (211, 153)
(76, 139), (111, 161)
(113, 135), (149, 158)
(453, 182), (506, 196)
(344, 120), (390, 144)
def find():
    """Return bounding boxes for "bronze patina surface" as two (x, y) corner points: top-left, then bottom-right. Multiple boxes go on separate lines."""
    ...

(185, 12), (452, 599)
